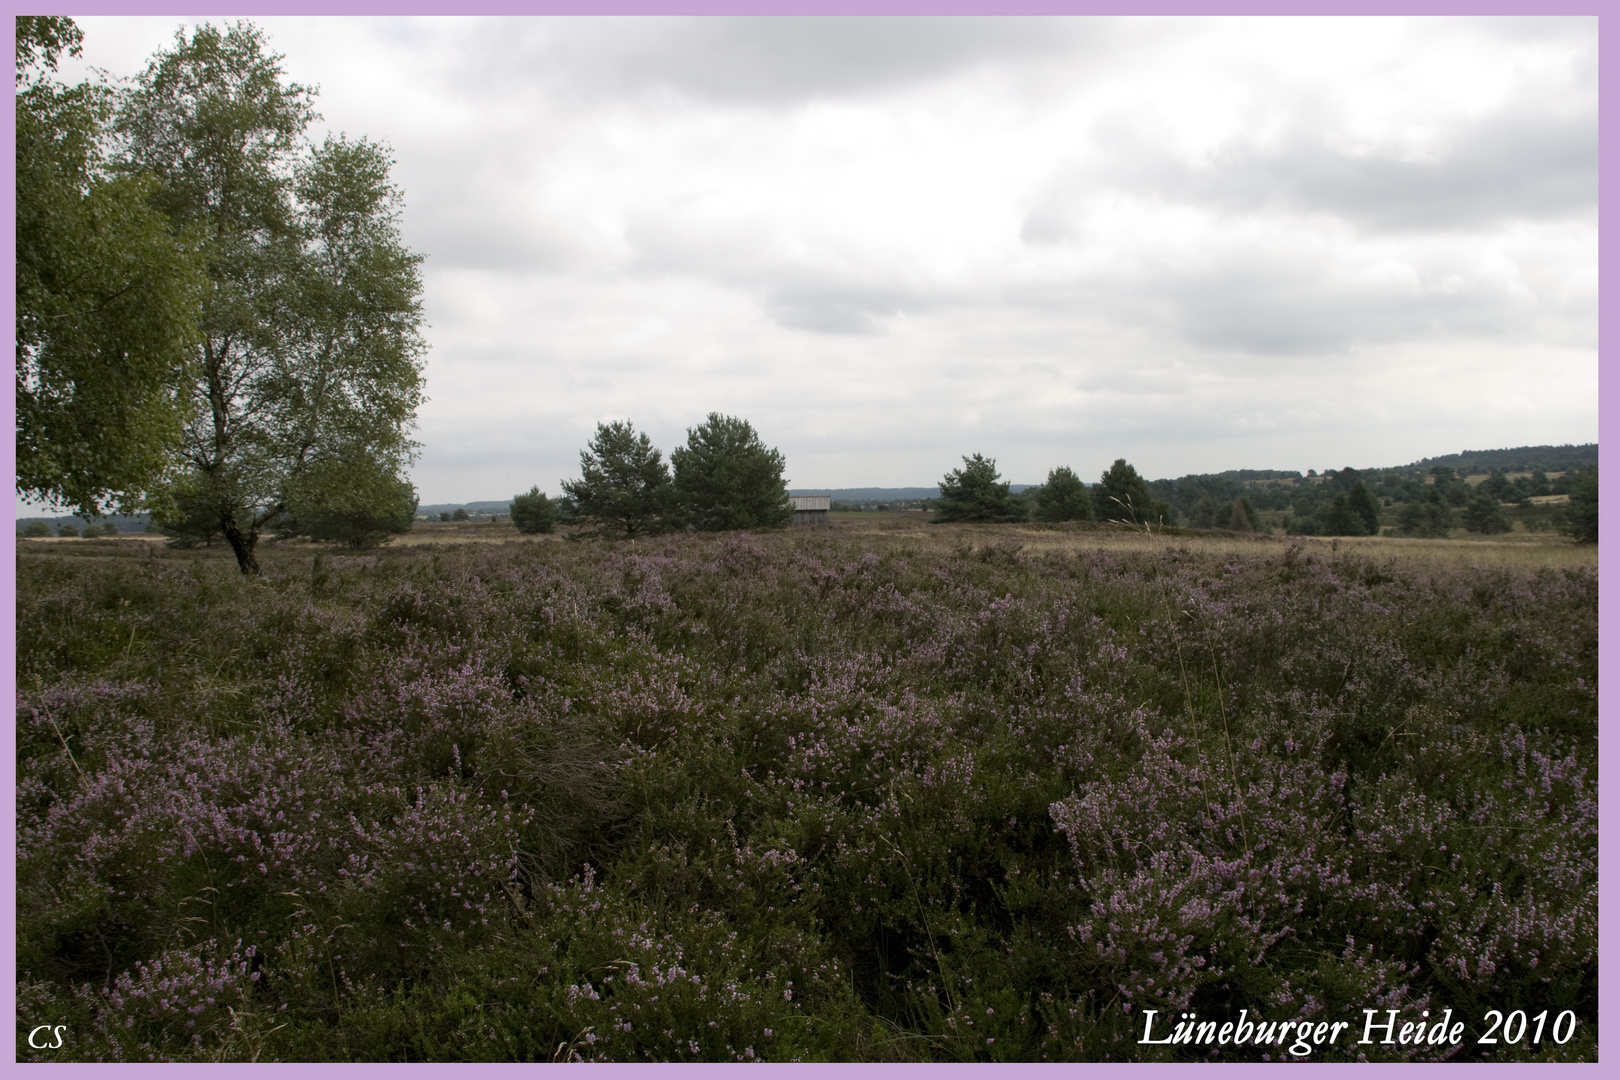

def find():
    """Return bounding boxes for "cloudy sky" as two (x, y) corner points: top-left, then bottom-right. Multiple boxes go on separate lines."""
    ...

(53, 15), (1597, 502)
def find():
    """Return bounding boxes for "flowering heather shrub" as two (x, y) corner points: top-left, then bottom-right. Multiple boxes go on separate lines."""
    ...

(16, 532), (1596, 1061)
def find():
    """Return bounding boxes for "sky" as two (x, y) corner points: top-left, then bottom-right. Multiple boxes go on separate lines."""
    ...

(42, 15), (1599, 504)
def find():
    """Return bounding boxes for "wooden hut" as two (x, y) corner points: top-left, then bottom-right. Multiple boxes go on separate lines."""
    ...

(789, 495), (831, 527)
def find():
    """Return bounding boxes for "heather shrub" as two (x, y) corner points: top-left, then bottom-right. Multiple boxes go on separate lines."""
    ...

(16, 531), (1596, 1061)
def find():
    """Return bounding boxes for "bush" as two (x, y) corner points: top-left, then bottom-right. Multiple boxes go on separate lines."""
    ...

(23, 520), (51, 537)
(1216, 497), (1259, 532)
(1396, 500), (1451, 538)
(1562, 467), (1597, 543)
(1033, 466), (1092, 523)
(1318, 493), (1369, 536)
(1347, 480), (1382, 534)
(278, 454), (418, 549)
(509, 486), (558, 535)
(1462, 493), (1512, 535)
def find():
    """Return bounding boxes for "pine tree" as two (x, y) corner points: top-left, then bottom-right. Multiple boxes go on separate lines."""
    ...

(1095, 459), (1152, 523)
(934, 454), (1022, 523)
(670, 414), (793, 532)
(1347, 481), (1382, 535)
(1033, 466), (1092, 522)
(562, 420), (673, 538)
(509, 486), (558, 535)
(1563, 466), (1597, 543)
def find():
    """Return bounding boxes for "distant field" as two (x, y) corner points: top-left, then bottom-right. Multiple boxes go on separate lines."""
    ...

(23, 514), (1595, 571)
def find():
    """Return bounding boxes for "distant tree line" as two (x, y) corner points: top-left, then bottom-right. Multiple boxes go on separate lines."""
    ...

(20, 520), (124, 538)
(930, 456), (1176, 528)
(831, 498), (934, 512)
(1405, 443), (1597, 476)
(920, 452), (1597, 543)
(506, 414), (793, 538)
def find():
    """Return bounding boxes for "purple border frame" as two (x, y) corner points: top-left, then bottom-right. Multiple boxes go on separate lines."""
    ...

(2, 3), (1608, 1074)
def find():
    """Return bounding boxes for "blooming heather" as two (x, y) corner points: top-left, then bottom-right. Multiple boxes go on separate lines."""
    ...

(16, 530), (1595, 1061)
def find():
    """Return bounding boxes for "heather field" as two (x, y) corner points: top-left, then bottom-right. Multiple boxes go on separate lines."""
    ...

(15, 523), (1597, 1061)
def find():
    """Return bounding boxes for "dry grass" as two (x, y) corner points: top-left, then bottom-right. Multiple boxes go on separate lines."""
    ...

(941, 525), (1595, 570)
(19, 514), (1594, 572)
(815, 514), (1597, 570)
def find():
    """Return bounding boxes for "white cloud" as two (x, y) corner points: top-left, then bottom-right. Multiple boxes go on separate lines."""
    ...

(38, 14), (1598, 506)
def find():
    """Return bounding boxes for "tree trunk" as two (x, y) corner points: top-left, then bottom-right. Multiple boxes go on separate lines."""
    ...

(222, 518), (260, 575)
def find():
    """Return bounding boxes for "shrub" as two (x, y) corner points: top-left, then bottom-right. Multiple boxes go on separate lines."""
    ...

(1463, 493), (1512, 535)
(278, 457), (418, 549)
(1397, 498), (1451, 538)
(509, 486), (557, 535)
(1347, 480), (1382, 533)
(1033, 466), (1092, 523)
(1562, 467), (1597, 543)
(1319, 492), (1369, 536)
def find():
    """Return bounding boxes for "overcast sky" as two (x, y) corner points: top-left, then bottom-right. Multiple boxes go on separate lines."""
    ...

(49, 15), (1598, 503)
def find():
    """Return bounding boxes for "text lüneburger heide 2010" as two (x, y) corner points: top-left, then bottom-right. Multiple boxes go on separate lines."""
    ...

(1138, 1008), (1579, 1057)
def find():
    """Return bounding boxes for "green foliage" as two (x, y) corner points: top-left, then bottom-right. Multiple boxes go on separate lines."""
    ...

(1033, 466), (1092, 523)
(121, 23), (425, 574)
(670, 414), (793, 531)
(934, 453), (1022, 523)
(1214, 496), (1259, 532)
(562, 420), (673, 538)
(1347, 481), (1382, 535)
(15, 17), (207, 519)
(509, 486), (558, 535)
(1415, 444), (1596, 477)
(23, 520), (52, 538)
(452, 508), (469, 522)
(1562, 467), (1597, 543)
(1462, 493), (1511, 535)
(277, 450), (417, 549)
(15, 14), (80, 70)
(1095, 459), (1172, 526)
(152, 476), (231, 547)
(1317, 493), (1369, 536)
(1395, 499), (1451, 538)
(55, 522), (79, 538)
